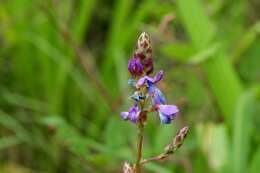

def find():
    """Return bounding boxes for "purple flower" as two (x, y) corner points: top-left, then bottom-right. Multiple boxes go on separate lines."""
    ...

(156, 104), (179, 124)
(136, 76), (154, 87)
(128, 57), (143, 76)
(136, 70), (164, 88)
(120, 104), (140, 123)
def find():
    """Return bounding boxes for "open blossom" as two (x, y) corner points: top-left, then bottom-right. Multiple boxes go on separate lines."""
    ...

(121, 32), (179, 124)
(136, 70), (164, 88)
(120, 103), (140, 123)
(156, 104), (179, 124)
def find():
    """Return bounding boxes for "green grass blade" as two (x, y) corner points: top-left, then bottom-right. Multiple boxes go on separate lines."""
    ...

(232, 88), (257, 173)
(176, 0), (215, 50)
(71, 0), (97, 43)
(177, 0), (243, 123)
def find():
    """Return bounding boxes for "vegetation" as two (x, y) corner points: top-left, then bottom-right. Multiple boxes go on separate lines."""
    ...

(0, 0), (259, 172)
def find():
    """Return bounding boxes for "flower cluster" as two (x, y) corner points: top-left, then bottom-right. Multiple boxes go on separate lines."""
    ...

(121, 32), (179, 124)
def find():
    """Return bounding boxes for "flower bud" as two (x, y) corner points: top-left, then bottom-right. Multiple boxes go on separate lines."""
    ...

(173, 126), (189, 149)
(164, 126), (189, 153)
(143, 57), (153, 75)
(136, 32), (152, 59)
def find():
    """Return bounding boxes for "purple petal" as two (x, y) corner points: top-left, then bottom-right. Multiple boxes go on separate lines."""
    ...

(153, 70), (164, 83)
(120, 112), (129, 120)
(158, 111), (171, 124)
(152, 87), (166, 105)
(128, 57), (143, 76)
(158, 105), (179, 118)
(128, 104), (140, 123)
(136, 76), (154, 87)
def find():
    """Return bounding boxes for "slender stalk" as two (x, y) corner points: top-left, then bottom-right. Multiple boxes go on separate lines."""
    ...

(141, 152), (170, 165)
(135, 121), (144, 173)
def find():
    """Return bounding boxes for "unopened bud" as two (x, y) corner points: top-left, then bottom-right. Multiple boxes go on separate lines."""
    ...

(173, 126), (189, 149)
(164, 126), (189, 153)
(143, 57), (153, 75)
(136, 32), (152, 59)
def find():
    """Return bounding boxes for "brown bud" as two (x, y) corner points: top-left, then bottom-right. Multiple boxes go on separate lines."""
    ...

(136, 32), (152, 58)
(164, 126), (189, 153)
(173, 126), (189, 149)
(143, 57), (153, 75)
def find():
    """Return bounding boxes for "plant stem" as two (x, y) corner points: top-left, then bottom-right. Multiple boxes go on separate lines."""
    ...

(141, 152), (170, 165)
(135, 122), (144, 173)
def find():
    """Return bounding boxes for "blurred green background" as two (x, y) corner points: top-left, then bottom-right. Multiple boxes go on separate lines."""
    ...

(0, 0), (260, 172)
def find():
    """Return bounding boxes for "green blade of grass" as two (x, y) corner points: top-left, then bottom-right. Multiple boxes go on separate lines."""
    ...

(176, 0), (243, 124)
(232, 87), (258, 173)
(71, 0), (97, 43)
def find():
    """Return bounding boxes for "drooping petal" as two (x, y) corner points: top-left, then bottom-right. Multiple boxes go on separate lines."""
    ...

(156, 105), (179, 124)
(158, 111), (171, 124)
(152, 87), (167, 105)
(153, 70), (164, 83)
(147, 83), (155, 94)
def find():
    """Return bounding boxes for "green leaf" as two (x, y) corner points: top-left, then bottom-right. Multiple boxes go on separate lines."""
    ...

(231, 22), (260, 64)
(232, 88), (257, 173)
(176, 0), (215, 50)
(71, 0), (97, 43)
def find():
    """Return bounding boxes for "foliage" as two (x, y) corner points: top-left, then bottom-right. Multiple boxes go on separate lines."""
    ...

(0, 0), (259, 172)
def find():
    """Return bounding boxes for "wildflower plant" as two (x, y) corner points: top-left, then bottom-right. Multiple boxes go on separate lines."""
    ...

(121, 32), (189, 173)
